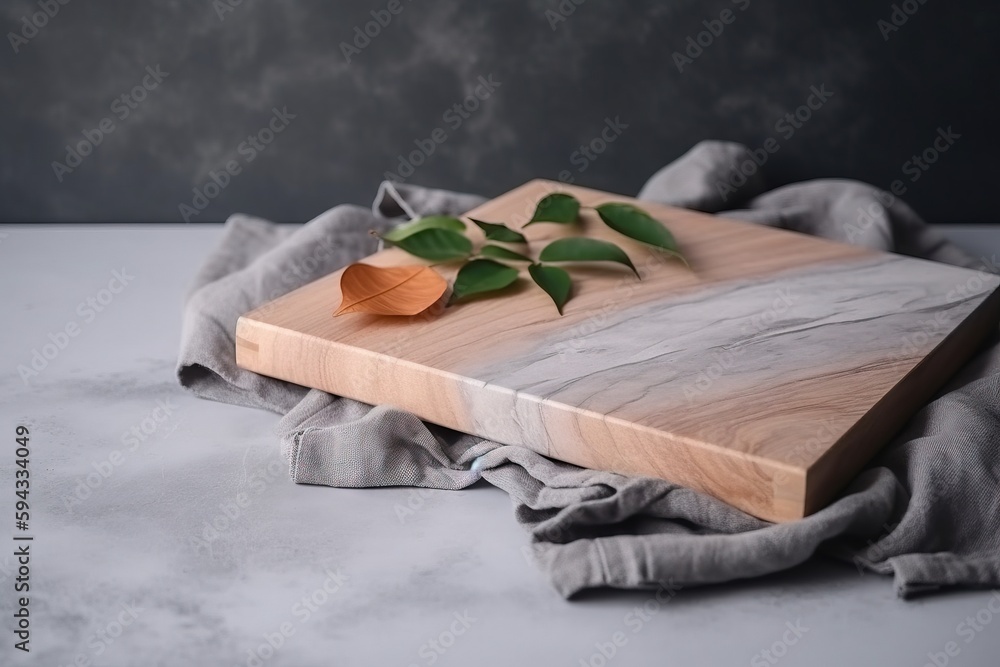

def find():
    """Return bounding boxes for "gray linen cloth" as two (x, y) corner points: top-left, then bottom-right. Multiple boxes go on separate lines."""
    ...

(178, 141), (1000, 599)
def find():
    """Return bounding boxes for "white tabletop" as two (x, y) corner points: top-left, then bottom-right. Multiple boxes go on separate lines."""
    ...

(1, 224), (998, 666)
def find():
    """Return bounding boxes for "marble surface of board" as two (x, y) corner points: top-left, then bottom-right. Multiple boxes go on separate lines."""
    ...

(236, 181), (1000, 521)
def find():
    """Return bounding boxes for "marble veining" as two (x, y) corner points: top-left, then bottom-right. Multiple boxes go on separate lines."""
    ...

(460, 254), (999, 424)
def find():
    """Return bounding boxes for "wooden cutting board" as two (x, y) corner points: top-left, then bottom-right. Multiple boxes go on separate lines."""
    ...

(235, 180), (1000, 521)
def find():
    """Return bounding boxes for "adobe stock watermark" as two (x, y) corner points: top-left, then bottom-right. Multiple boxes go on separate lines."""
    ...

(772, 418), (840, 487)
(892, 310), (954, 363)
(555, 116), (629, 185)
(544, 0), (587, 30)
(383, 74), (501, 183)
(18, 268), (135, 384)
(7, 0), (72, 54)
(919, 591), (1000, 667)
(495, 180), (564, 229)
(851, 471), (954, 575)
(406, 611), (477, 667)
(877, 0), (930, 41)
(552, 250), (682, 363)
(578, 579), (681, 667)
(948, 255), (999, 302)
(178, 106), (296, 222)
(394, 487), (440, 524)
(340, 0), (415, 63)
(384, 416), (497, 522)
(750, 619), (810, 666)
(522, 525), (682, 654)
(213, 0), (247, 21)
(716, 84), (834, 202)
(898, 126), (961, 187)
(681, 287), (795, 403)
(672, 0), (752, 72)
(51, 65), (170, 182)
(886, 259), (998, 364)
(844, 126), (960, 244)
(189, 452), (288, 556)
(251, 235), (349, 320)
(61, 397), (181, 512)
(55, 600), (144, 667)
(239, 568), (349, 667)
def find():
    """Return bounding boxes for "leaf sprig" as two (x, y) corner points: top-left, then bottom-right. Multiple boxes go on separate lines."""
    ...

(341, 192), (686, 317)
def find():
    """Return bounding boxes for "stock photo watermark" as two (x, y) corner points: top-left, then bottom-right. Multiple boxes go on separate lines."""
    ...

(544, 0), (588, 30)
(681, 287), (796, 403)
(919, 591), (1000, 667)
(947, 260), (998, 302)
(672, 0), (752, 72)
(845, 126), (961, 244)
(60, 397), (181, 512)
(522, 518), (685, 658)
(406, 610), (477, 667)
(178, 106), (296, 221)
(250, 235), (349, 320)
(394, 487), (440, 524)
(877, 0), (930, 41)
(716, 84), (834, 202)
(383, 74), (502, 183)
(899, 126), (961, 185)
(552, 250), (683, 362)
(11, 425), (32, 652)
(340, 0), (415, 63)
(55, 600), (144, 666)
(750, 619), (809, 666)
(17, 268), (135, 384)
(577, 579), (681, 666)
(213, 0), (247, 21)
(189, 453), (288, 556)
(772, 418), (839, 487)
(7, 0), (72, 53)
(885, 258), (998, 366)
(238, 568), (349, 667)
(556, 116), (629, 184)
(51, 65), (170, 182)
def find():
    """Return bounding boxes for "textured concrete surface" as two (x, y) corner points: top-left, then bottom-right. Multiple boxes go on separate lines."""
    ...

(0, 224), (998, 665)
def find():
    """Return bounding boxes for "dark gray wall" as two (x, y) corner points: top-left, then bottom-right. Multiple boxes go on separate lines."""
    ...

(2, 0), (997, 223)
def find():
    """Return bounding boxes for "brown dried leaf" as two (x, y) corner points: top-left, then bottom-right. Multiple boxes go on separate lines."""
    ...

(335, 263), (447, 316)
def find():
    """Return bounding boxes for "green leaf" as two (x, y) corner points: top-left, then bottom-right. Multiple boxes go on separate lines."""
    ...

(469, 218), (527, 244)
(381, 215), (466, 243)
(538, 237), (638, 277)
(383, 228), (472, 262)
(527, 193), (580, 225)
(479, 245), (533, 262)
(595, 203), (680, 253)
(451, 259), (520, 302)
(528, 264), (572, 315)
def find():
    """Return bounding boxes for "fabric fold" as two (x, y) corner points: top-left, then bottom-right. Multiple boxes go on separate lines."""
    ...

(178, 141), (1000, 599)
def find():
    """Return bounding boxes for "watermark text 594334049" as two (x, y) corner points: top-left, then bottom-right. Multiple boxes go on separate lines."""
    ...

(13, 425), (33, 652)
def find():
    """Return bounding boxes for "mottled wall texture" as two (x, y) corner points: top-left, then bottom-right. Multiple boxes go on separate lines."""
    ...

(1, 0), (997, 223)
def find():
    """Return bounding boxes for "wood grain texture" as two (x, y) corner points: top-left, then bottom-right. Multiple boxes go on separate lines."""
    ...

(235, 180), (1000, 521)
